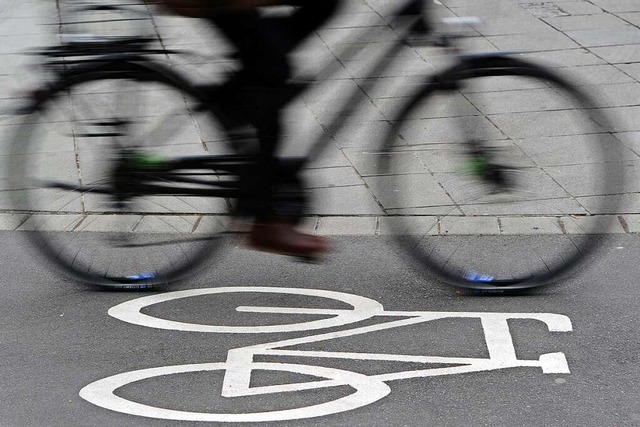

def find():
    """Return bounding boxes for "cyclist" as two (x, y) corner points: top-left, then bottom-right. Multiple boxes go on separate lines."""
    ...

(157, 0), (340, 258)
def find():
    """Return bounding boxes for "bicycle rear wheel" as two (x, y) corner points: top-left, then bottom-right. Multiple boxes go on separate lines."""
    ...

(8, 61), (235, 289)
(376, 56), (626, 291)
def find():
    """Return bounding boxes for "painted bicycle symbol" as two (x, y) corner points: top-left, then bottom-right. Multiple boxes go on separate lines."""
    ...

(80, 287), (572, 423)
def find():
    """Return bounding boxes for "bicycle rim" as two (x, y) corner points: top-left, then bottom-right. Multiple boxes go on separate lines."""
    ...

(8, 63), (234, 289)
(376, 57), (626, 291)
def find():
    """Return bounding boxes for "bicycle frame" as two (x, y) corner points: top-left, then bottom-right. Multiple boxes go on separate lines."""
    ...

(35, 0), (472, 201)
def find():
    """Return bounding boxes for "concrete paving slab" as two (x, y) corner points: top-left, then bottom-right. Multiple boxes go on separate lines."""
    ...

(304, 166), (364, 189)
(74, 214), (141, 232)
(0, 33), (58, 55)
(621, 214), (640, 233)
(577, 194), (640, 214)
(307, 98), (386, 124)
(565, 28), (640, 48)
(473, 19), (552, 38)
(377, 215), (439, 235)
(356, 76), (429, 99)
(487, 31), (579, 52)
(588, 0), (640, 13)
(316, 216), (377, 235)
(599, 106), (640, 132)
(0, 212), (27, 230)
(374, 93), (478, 120)
(331, 121), (392, 149)
(459, 75), (549, 93)
(617, 63), (640, 82)
(344, 149), (425, 177)
(17, 214), (83, 231)
(0, 0), (639, 238)
(440, 215), (500, 235)
(465, 88), (575, 114)
(134, 215), (200, 234)
(580, 83), (640, 108)
(0, 122), (75, 153)
(519, 2), (571, 19)
(561, 64), (636, 86)
(461, 198), (588, 216)
(499, 216), (563, 235)
(192, 215), (234, 233)
(364, 173), (453, 210)
(589, 45), (640, 64)
(543, 14), (629, 31)
(519, 49), (606, 68)
(564, 214), (626, 234)
(545, 162), (639, 198)
(305, 143), (352, 169)
(554, 1), (604, 16)
(310, 185), (384, 215)
(490, 110), (604, 139)
(614, 131), (640, 153)
(515, 134), (637, 166)
(0, 0), (57, 18)
(437, 168), (570, 205)
(620, 12), (640, 27)
(399, 116), (505, 143)
(343, 57), (435, 79)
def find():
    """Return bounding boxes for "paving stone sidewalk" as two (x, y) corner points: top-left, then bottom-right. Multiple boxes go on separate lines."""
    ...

(0, 0), (639, 235)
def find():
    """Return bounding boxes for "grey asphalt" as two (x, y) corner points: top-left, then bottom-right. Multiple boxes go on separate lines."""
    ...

(1, 232), (639, 426)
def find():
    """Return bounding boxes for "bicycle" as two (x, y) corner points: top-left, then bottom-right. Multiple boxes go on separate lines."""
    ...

(7, 0), (625, 291)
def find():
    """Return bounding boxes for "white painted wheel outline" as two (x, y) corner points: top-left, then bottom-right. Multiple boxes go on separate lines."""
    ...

(79, 362), (391, 422)
(108, 287), (385, 333)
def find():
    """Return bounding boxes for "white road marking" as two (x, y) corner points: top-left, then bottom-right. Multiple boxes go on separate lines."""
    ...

(80, 362), (390, 423)
(83, 287), (573, 422)
(108, 286), (384, 333)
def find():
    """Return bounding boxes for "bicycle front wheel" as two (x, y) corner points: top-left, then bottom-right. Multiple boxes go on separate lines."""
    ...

(8, 61), (235, 289)
(377, 56), (626, 291)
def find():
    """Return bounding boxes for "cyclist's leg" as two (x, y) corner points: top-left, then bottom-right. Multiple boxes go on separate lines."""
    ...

(208, 10), (287, 212)
(208, 12), (328, 257)
(246, 105), (329, 258)
(209, 10), (290, 87)
(209, 0), (340, 89)
(268, 0), (341, 53)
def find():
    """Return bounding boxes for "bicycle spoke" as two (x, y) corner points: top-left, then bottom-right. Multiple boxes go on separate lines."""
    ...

(10, 65), (233, 288)
(378, 57), (625, 289)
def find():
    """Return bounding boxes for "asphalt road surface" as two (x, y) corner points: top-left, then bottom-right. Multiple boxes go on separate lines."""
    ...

(1, 232), (639, 426)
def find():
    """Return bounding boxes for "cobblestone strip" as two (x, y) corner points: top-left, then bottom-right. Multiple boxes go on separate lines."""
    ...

(1, 213), (632, 235)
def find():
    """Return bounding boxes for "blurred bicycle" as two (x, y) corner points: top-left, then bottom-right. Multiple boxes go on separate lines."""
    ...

(7, 0), (625, 292)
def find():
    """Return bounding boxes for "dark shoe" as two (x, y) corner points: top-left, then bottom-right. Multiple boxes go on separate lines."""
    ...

(247, 221), (329, 260)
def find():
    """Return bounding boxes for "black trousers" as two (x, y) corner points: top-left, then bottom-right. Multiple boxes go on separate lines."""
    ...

(208, 0), (339, 220)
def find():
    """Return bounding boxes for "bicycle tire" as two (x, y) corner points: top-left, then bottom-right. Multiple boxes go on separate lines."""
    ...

(8, 60), (235, 289)
(376, 55), (625, 291)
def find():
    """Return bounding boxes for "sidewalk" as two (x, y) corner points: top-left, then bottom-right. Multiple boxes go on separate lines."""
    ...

(0, 0), (639, 236)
